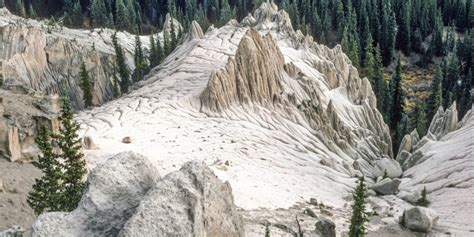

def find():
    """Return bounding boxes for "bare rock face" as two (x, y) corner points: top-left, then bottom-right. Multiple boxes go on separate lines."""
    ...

(32, 152), (160, 236)
(0, 8), (177, 109)
(0, 90), (59, 162)
(119, 161), (244, 237)
(187, 20), (204, 40)
(370, 178), (401, 195)
(200, 24), (392, 179)
(398, 102), (460, 169)
(201, 29), (284, 112)
(31, 153), (243, 237)
(82, 136), (97, 150)
(428, 103), (458, 140)
(373, 157), (402, 178)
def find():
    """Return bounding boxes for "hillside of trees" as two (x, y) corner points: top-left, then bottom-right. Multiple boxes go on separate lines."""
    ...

(2, 0), (473, 154)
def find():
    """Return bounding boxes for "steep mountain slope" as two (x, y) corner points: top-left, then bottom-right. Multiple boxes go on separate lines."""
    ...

(76, 3), (396, 234)
(0, 8), (178, 109)
(398, 104), (474, 234)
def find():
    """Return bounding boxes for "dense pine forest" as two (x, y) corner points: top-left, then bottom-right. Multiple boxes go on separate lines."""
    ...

(2, 0), (473, 153)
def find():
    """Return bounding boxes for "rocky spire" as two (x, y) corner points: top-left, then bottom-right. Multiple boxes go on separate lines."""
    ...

(200, 30), (284, 113)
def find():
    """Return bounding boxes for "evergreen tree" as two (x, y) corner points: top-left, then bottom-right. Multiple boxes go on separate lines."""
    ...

(79, 61), (93, 107)
(349, 176), (368, 237)
(112, 32), (130, 93)
(70, 0), (83, 26)
(458, 69), (473, 118)
(149, 34), (157, 67)
(265, 223), (270, 237)
(374, 45), (387, 120)
(16, 0), (26, 17)
(91, 0), (108, 27)
(115, 0), (130, 30)
(426, 66), (443, 125)
(53, 98), (86, 211)
(167, 0), (177, 17)
(390, 56), (404, 130)
(381, 1), (397, 66)
(411, 103), (427, 136)
(156, 36), (164, 64)
(63, 0), (74, 17)
(334, 0), (345, 39)
(126, 0), (137, 33)
(341, 27), (360, 67)
(219, 0), (234, 26)
(397, 1), (411, 54)
(431, 11), (444, 57)
(194, 4), (210, 31)
(416, 186), (430, 207)
(133, 34), (147, 82)
(364, 34), (375, 79)
(411, 28), (422, 53)
(170, 17), (177, 50)
(443, 52), (461, 108)
(163, 29), (171, 55)
(112, 67), (121, 98)
(27, 2), (37, 18)
(27, 126), (63, 215)
(342, 1), (360, 67)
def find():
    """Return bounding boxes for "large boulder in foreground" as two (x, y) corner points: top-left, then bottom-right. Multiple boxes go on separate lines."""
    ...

(118, 161), (245, 237)
(31, 152), (161, 236)
(402, 207), (439, 233)
(31, 153), (244, 237)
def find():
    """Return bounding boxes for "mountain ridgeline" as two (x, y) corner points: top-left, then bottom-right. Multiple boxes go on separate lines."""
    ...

(2, 0), (472, 155)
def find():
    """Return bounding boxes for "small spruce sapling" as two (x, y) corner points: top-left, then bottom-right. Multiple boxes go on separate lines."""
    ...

(265, 223), (270, 237)
(349, 176), (368, 237)
(382, 170), (388, 179)
(416, 186), (430, 207)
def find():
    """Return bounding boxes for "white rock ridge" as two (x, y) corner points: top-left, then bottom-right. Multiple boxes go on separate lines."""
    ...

(399, 105), (474, 234)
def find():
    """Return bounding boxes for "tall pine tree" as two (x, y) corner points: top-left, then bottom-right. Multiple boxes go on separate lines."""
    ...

(112, 32), (130, 93)
(27, 126), (64, 215)
(426, 66), (443, 125)
(390, 56), (404, 130)
(349, 176), (368, 237)
(53, 98), (87, 212)
(79, 61), (93, 108)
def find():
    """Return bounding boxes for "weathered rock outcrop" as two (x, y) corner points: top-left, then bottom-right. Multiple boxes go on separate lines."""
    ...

(0, 8), (180, 109)
(0, 90), (59, 162)
(31, 152), (244, 237)
(401, 207), (439, 233)
(119, 161), (244, 236)
(370, 178), (401, 195)
(32, 152), (160, 236)
(399, 107), (473, 234)
(428, 103), (458, 140)
(201, 30), (284, 112)
(200, 7), (393, 179)
(315, 218), (336, 237)
(397, 102), (461, 169)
